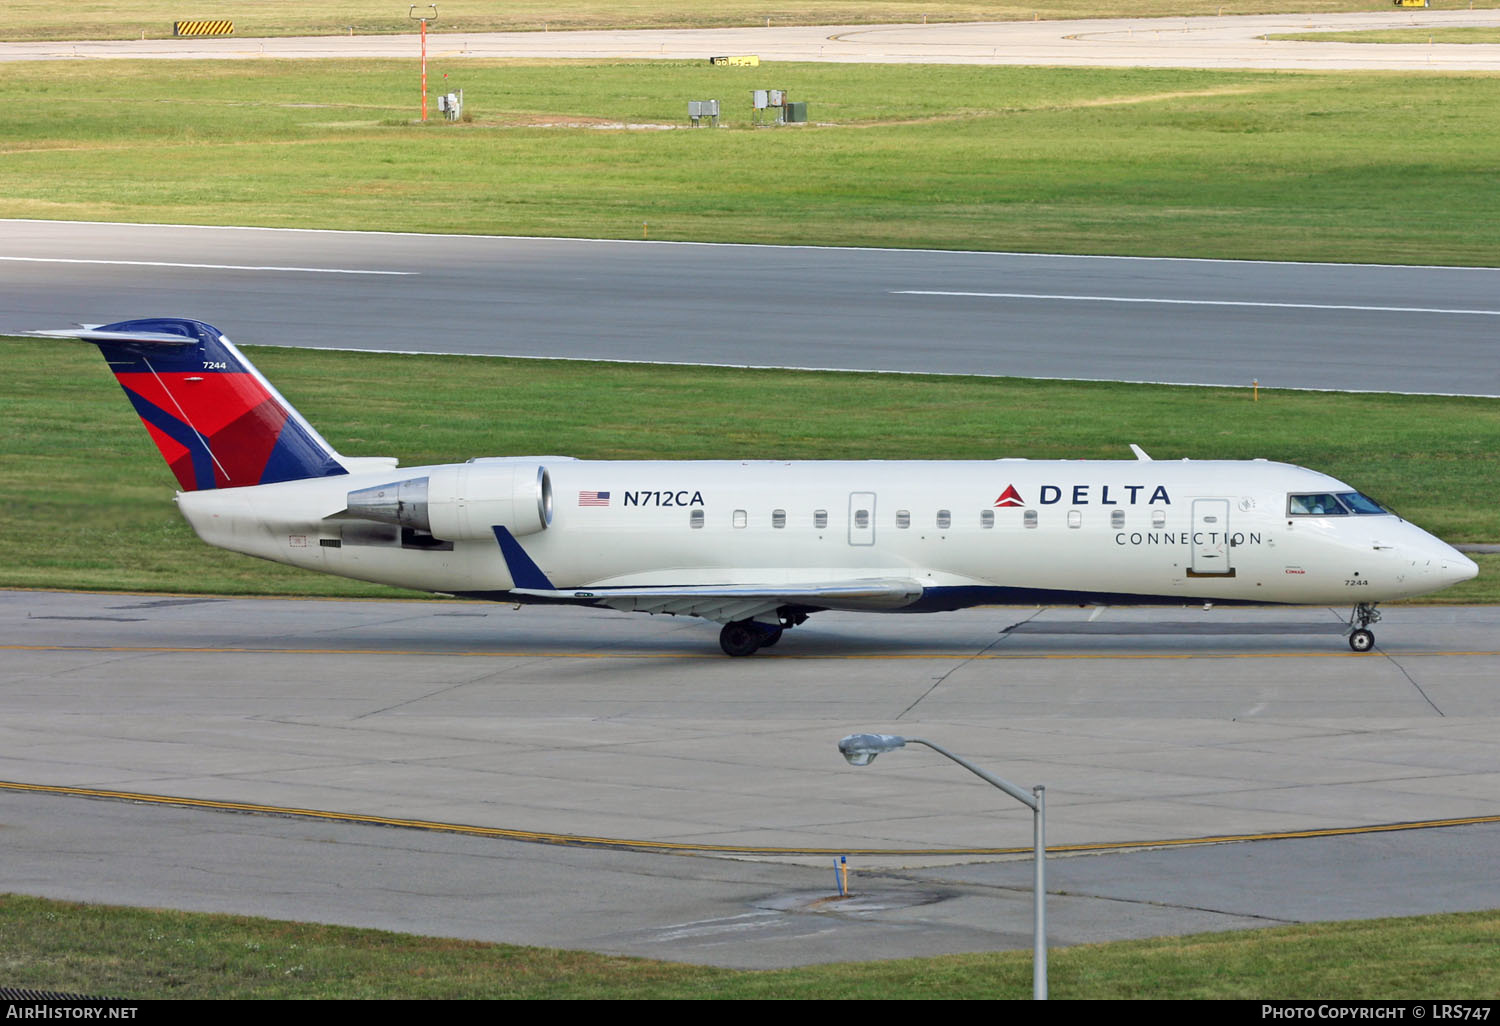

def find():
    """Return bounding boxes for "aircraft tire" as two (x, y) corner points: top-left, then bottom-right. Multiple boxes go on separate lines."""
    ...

(719, 622), (763, 657)
(758, 626), (784, 648)
(1349, 628), (1375, 653)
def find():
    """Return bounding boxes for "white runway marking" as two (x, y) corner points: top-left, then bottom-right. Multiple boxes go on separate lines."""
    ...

(0, 256), (415, 275)
(893, 290), (1500, 317)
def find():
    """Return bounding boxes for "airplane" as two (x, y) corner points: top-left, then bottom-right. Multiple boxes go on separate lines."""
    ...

(32, 317), (1478, 656)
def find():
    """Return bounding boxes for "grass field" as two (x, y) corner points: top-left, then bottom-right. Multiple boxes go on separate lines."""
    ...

(5, 892), (1500, 999)
(3, 337), (1494, 600)
(4, 59), (1500, 263)
(3, 2), (1465, 41)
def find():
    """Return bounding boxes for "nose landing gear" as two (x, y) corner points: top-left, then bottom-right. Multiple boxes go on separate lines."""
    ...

(1347, 602), (1381, 653)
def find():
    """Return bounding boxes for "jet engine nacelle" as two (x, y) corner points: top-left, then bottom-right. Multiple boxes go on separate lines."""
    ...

(344, 463), (553, 540)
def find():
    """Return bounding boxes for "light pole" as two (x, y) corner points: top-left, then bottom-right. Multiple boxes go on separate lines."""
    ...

(837, 732), (1048, 1000)
(409, 5), (437, 122)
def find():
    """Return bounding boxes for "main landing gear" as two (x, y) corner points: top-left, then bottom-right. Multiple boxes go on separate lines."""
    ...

(718, 611), (808, 657)
(1347, 602), (1381, 653)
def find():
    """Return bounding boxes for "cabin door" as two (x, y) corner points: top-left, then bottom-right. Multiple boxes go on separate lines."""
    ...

(848, 492), (876, 546)
(1190, 499), (1233, 575)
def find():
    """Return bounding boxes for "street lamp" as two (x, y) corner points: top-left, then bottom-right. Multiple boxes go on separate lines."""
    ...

(837, 732), (1048, 1000)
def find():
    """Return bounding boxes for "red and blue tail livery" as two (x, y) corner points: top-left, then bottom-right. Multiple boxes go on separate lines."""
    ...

(37, 317), (348, 491)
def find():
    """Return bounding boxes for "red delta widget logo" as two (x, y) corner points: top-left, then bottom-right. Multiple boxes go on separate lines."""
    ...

(994, 484), (1025, 507)
(994, 483), (1172, 508)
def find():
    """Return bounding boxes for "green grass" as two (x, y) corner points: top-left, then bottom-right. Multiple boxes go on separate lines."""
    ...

(1, 2), (1454, 42)
(2, 337), (1495, 600)
(4, 893), (1500, 998)
(4, 59), (1500, 263)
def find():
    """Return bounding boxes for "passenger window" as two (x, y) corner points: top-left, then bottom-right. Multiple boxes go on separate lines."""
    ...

(1111, 510), (1125, 529)
(1152, 510), (1166, 529)
(1024, 510), (1038, 529)
(854, 509), (869, 529)
(814, 509), (828, 529)
(733, 509), (747, 528)
(936, 510), (951, 529)
(980, 509), (994, 529)
(690, 509), (704, 529)
(896, 510), (911, 529)
(772, 509), (786, 528)
(1067, 510), (1082, 529)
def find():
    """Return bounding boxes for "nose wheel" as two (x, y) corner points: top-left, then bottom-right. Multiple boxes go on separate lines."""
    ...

(1347, 603), (1381, 653)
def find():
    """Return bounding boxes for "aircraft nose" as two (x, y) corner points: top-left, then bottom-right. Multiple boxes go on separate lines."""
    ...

(1399, 531), (1479, 592)
(1438, 550), (1479, 587)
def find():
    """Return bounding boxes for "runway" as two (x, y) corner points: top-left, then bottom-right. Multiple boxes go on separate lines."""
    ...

(5, 219), (1499, 395)
(5, 12), (1500, 71)
(4, 589), (1498, 966)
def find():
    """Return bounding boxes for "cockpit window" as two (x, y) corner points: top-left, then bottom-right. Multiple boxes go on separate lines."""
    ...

(1337, 491), (1389, 515)
(1288, 493), (1348, 516)
(1287, 492), (1391, 516)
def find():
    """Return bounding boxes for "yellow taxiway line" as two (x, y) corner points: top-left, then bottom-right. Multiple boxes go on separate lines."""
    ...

(4, 779), (1498, 858)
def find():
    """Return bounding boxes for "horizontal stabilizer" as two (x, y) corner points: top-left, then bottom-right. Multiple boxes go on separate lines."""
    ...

(29, 327), (201, 346)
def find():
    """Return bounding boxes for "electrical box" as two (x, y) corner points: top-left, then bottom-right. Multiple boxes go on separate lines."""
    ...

(688, 99), (720, 126)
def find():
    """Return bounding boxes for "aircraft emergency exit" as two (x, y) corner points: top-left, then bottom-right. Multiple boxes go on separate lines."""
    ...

(36, 318), (1478, 656)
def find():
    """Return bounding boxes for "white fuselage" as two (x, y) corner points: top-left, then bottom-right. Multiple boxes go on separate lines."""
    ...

(175, 456), (1477, 612)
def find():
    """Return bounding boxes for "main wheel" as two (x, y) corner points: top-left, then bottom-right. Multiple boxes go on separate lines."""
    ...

(758, 626), (784, 648)
(1349, 628), (1375, 653)
(719, 622), (763, 657)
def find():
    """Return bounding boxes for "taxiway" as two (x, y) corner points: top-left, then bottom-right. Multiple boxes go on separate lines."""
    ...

(4, 589), (1498, 965)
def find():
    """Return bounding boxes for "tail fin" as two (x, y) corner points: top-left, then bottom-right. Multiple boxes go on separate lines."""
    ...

(33, 317), (348, 491)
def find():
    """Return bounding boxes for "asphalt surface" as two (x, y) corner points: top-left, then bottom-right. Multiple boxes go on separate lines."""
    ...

(5, 220), (1499, 395)
(5, 12), (1500, 71)
(4, 590), (1498, 967)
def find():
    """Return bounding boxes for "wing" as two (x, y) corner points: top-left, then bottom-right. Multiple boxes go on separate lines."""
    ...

(510, 578), (924, 623)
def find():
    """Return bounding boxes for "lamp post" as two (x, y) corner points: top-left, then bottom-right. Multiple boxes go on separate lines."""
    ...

(837, 732), (1047, 1000)
(409, 5), (437, 122)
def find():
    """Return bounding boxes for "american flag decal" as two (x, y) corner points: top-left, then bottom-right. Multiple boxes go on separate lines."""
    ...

(578, 490), (611, 507)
